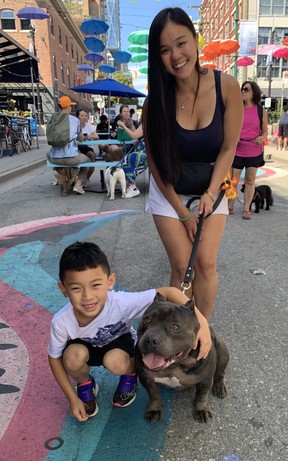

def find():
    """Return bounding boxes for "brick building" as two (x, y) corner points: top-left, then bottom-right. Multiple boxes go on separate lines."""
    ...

(0, 0), (100, 122)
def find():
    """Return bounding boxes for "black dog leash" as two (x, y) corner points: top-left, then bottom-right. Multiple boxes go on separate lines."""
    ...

(181, 190), (225, 293)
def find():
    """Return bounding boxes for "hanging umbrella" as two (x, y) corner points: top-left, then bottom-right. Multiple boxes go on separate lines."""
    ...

(77, 64), (94, 71)
(113, 51), (131, 64)
(70, 78), (146, 97)
(218, 39), (240, 55)
(282, 38), (288, 46)
(130, 53), (148, 63)
(138, 66), (148, 74)
(128, 45), (148, 54)
(198, 34), (206, 49)
(84, 36), (105, 53)
(199, 53), (213, 61)
(257, 44), (280, 55)
(237, 57), (254, 67)
(202, 42), (221, 60)
(84, 52), (104, 63)
(273, 48), (288, 59)
(80, 18), (109, 35)
(201, 62), (217, 69)
(17, 6), (49, 20)
(128, 30), (149, 45)
(99, 64), (115, 74)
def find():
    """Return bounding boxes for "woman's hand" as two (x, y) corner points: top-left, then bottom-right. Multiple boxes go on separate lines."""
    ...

(198, 193), (214, 217)
(255, 135), (265, 144)
(117, 120), (125, 128)
(182, 214), (199, 243)
(193, 308), (212, 361)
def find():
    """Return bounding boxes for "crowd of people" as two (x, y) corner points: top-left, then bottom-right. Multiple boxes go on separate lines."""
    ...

(47, 6), (279, 425)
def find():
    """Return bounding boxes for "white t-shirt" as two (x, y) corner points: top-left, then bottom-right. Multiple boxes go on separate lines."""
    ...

(48, 289), (156, 358)
(50, 115), (81, 159)
(82, 122), (96, 137)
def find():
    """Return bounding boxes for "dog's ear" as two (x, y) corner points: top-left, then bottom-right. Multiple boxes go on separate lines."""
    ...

(154, 292), (167, 302)
(184, 298), (195, 313)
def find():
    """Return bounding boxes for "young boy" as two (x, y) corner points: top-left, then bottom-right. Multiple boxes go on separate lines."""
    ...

(48, 241), (211, 422)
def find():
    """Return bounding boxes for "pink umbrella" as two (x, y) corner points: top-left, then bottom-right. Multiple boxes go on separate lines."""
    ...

(273, 48), (288, 59)
(257, 44), (280, 55)
(237, 57), (254, 67)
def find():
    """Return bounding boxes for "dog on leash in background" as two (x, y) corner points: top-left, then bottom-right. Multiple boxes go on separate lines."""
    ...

(105, 166), (126, 200)
(241, 184), (274, 213)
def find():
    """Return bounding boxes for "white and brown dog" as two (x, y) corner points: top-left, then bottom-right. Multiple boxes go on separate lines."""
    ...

(105, 166), (126, 200)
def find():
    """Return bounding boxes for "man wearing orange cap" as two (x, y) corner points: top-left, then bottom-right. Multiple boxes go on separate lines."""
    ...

(49, 96), (91, 195)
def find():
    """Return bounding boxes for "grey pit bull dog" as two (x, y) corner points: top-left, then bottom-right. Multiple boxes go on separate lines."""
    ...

(135, 293), (229, 423)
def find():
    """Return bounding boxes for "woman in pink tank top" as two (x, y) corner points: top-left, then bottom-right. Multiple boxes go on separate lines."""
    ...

(228, 81), (268, 219)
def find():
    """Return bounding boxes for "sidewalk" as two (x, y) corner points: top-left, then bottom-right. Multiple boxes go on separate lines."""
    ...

(0, 136), (49, 183)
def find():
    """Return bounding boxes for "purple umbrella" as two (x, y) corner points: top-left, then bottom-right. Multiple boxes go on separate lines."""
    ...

(17, 6), (49, 20)
(84, 52), (104, 63)
(84, 36), (105, 53)
(77, 64), (94, 71)
(113, 51), (131, 64)
(80, 18), (109, 35)
(99, 64), (115, 74)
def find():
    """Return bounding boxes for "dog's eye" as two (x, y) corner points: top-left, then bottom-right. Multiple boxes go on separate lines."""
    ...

(170, 324), (180, 330)
(143, 316), (151, 324)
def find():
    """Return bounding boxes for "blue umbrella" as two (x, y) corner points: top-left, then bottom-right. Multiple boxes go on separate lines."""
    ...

(84, 36), (105, 53)
(113, 51), (131, 64)
(80, 18), (109, 35)
(17, 6), (49, 20)
(84, 52), (104, 63)
(99, 64), (115, 74)
(77, 64), (94, 71)
(70, 78), (146, 98)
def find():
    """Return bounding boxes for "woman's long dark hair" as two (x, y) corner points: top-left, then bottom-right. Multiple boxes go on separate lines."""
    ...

(241, 81), (262, 104)
(145, 7), (203, 185)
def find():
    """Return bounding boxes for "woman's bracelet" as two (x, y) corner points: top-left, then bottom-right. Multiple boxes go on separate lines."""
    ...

(204, 190), (216, 203)
(179, 210), (192, 222)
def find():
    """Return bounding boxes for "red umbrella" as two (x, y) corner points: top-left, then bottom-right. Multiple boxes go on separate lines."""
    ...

(282, 38), (288, 46)
(201, 62), (217, 69)
(273, 48), (288, 59)
(202, 42), (221, 60)
(218, 39), (240, 55)
(237, 57), (254, 67)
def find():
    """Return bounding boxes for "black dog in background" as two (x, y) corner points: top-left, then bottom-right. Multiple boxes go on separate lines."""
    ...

(241, 184), (274, 213)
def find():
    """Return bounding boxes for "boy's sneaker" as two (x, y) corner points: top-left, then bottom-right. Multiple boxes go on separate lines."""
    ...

(126, 187), (140, 198)
(76, 375), (99, 417)
(112, 373), (137, 408)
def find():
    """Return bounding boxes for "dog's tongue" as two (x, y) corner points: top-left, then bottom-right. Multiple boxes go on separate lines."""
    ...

(143, 353), (165, 370)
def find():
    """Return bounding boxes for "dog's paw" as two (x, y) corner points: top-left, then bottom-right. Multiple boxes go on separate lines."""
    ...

(145, 404), (163, 423)
(122, 193), (126, 198)
(212, 381), (228, 399)
(109, 196), (115, 201)
(193, 406), (212, 423)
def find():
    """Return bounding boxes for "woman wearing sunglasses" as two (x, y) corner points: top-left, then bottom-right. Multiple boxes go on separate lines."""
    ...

(228, 81), (268, 219)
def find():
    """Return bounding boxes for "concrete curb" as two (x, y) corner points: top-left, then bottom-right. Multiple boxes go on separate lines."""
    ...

(0, 158), (47, 184)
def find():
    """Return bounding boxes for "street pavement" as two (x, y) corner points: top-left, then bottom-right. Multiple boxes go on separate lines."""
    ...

(0, 139), (287, 461)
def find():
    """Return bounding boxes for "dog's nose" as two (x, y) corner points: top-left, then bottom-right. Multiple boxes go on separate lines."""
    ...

(145, 335), (160, 350)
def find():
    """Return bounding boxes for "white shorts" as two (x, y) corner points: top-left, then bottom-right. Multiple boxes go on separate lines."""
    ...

(145, 175), (228, 218)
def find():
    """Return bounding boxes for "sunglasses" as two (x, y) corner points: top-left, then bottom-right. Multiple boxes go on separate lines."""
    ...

(241, 87), (252, 93)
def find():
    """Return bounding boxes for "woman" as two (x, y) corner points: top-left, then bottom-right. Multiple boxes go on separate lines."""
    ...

(111, 105), (138, 139)
(117, 121), (147, 198)
(76, 109), (99, 184)
(228, 81), (268, 219)
(143, 7), (243, 321)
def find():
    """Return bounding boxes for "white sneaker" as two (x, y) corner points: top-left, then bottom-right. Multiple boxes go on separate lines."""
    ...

(126, 187), (140, 198)
(73, 181), (85, 195)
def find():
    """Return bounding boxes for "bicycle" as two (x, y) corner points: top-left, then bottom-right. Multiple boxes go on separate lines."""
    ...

(18, 124), (32, 151)
(0, 125), (20, 157)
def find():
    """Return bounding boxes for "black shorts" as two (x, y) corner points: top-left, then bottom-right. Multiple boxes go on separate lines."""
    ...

(63, 333), (134, 367)
(232, 153), (265, 170)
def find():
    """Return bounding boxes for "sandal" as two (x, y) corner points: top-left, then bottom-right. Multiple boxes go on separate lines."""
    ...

(242, 210), (251, 220)
(228, 207), (234, 215)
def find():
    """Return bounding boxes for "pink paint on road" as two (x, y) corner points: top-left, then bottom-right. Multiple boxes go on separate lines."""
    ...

(0, 281), (67, 460)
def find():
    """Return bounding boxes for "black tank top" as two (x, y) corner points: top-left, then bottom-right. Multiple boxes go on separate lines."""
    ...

(176, 70), (225, 163)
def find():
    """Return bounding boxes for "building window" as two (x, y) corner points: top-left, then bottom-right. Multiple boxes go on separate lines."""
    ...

(58, 26), (62, 46)
(65, 35), (69, 53)
(53, 54), (57, 79)
(1, 9), (16, 30)
(76, 50), (79, 65)
(258, 27), (270, 45)
(50, 17), (54, 36)
(260, 0), (287, 15)
(61, 62), (65, 84)
(67, 69), (71, 88)
(20, 18), (31, 30)
(71, 44), (74, 60)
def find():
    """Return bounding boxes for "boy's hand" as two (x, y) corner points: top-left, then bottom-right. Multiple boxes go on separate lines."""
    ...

(193, 309), (212, 360)
(70, 398), (90, 422)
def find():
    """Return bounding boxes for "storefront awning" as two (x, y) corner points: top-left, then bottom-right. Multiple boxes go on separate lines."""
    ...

(0, 30), (39, 83)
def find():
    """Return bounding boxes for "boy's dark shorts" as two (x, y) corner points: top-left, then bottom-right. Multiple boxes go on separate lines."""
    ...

(63, 333), (134, 366)
(232, 153), (265, 170)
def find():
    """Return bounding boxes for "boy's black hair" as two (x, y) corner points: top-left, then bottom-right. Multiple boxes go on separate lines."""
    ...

(59, 241), (110, 282)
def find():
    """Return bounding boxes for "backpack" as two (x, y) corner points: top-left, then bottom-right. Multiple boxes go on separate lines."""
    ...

(46, 113), (71, 147)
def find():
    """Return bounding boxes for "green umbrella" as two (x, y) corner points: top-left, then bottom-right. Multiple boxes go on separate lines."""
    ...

(127, 45), (148, 54)
(139, 66), (148, 75)
(128, 30), (149, 45)
(130, 53), (148, 63)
